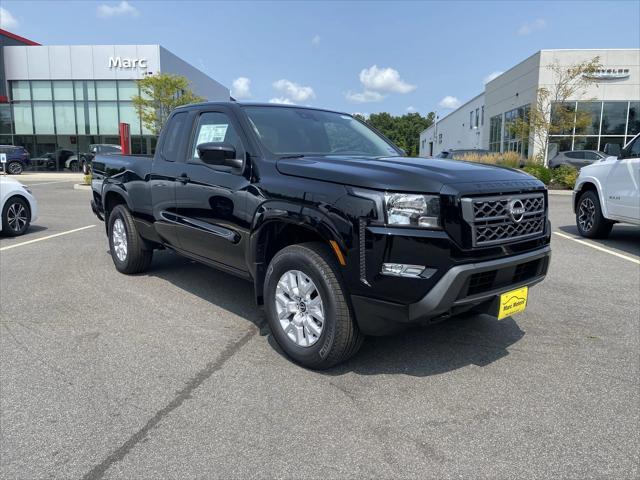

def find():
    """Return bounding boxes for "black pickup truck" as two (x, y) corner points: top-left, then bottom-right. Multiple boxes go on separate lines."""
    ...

(91, 102), (551, 369)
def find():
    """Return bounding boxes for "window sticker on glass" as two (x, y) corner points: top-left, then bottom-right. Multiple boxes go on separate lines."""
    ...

(196, 124), (228, 145)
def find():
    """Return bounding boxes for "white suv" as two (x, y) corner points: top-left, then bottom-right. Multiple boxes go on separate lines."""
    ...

(573, 133), (640, 238)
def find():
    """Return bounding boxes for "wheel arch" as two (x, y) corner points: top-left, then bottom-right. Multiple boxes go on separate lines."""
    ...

(574, 178), (607, 217)
(249, 202), (348, 305)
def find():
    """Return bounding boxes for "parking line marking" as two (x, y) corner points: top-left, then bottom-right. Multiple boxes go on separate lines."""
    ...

(553, 231), (640, 265)
(0, 225), (96, 252)
(23, 180), (79, 186)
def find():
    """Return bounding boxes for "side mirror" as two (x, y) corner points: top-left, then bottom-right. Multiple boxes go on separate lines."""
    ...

(603, 143), (621, 157)
(196, 142), (243, 170)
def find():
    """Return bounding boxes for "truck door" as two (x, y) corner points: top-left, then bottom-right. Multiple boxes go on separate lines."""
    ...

(605, 136), (640, 221)
(149, 111), (190, 248)
(174, 108), (250, 274)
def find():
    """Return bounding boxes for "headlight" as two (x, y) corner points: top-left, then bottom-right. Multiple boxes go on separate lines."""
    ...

(384, 193), (441, 229)
(21, 185), (32, 195)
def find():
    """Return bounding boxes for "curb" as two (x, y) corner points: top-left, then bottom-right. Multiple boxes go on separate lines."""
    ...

(73, 184), (91, 191)
(548, 190), (573, 196)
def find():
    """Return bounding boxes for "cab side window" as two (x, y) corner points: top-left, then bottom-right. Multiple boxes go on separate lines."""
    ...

(192, 112), (243, 162)
(161, 112), (188, 161)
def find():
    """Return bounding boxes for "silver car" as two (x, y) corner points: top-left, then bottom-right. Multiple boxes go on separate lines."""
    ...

(549, 150), (606, 169)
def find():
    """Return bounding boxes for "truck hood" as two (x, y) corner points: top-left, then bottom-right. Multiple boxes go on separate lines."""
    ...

(276, 155), (539, 193)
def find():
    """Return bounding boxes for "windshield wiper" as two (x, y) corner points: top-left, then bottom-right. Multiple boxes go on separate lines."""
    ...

(279, 154), (306, 159)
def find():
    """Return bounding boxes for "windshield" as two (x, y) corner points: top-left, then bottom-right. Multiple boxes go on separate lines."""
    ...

(242, 106), (400, 157)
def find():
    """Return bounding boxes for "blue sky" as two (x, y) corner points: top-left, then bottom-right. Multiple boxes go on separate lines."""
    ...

(1, 1), (639, 116)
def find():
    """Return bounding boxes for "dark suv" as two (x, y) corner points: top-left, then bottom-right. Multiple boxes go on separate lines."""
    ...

(0, 145), (30, 174)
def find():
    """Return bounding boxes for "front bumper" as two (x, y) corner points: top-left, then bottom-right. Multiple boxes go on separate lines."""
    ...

(351, 245), (551, 335)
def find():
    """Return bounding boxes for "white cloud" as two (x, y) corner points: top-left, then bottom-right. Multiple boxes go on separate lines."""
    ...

(272, 79), (315, 103)
(438, 96), (461, 109)
(345, 90), (385, 103)
(312, 35), (321, 46)
(359, 65), (416, 94)
(517, 18), (546, 36)
(231, 77), (252, 99)
(269, 97), (295, 105)
(483, 70), (504, 84)
(406, 106), (417, 113)
(0, 7), (19, 29)
(97, 1), (139, 18)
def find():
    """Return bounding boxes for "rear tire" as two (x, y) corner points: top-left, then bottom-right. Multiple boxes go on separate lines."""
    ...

(1, 196), (30, 236)
(264, 242), (363, 369)
(108, 204), (153, 274)
(68, 160), (79, 172)
(576, 190), (613, 238)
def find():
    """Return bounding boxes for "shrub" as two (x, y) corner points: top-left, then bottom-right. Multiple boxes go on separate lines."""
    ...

(459, 151), (523, 168)
(551, 165), (579, 189)
(523, 164), (552, 185)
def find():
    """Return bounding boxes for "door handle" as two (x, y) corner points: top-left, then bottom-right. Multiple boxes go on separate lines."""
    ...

(177, 173), (190, 184)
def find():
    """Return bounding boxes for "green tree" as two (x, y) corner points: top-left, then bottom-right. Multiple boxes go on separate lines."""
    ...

(509, 57), (601, 164)
(132, 73), (205, 135)
(365, 111), (435, 156)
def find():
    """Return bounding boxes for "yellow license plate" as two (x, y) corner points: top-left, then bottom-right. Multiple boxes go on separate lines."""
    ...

(498, 286), (528, 320)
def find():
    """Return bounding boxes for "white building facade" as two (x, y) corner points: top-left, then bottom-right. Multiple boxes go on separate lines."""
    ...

(420, 49), (640, 161)
(0, 36), (230, 157)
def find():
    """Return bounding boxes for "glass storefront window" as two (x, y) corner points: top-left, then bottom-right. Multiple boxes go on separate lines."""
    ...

(13, 104), (34, 134)
(53, 81), (74, 101)
(600, 136), (626, 153)
(97, 102), (119, 134)
(88, 103), (98, 134)
(96, 81), (117, 101)
(11, 81), (31, 101)
(627, 102), (640, 136)
(34, 135), (56, 158)
(87, 81), (96, 101)
(548, 136), (572, 157)
(118, 102), (141, 135)
(574, 102), (601, 135)
(75, 103), (86, 135)
(33, 103), (55, 134)
(74, 81), (85, 101)
(0, 104), (12, 134)
(32, 81), (53, 101)
(118, 81), (139, 101)
(601, 102), (627, 135)
(55, 101), (76, 134)
(550, 102), (576, 136)
(573, 136), (599, 151)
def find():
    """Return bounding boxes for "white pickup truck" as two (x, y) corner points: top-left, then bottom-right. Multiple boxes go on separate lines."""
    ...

(573, 133), (640, 238)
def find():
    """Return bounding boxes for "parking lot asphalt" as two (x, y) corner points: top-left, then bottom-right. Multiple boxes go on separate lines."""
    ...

(1, 177), (638, 480)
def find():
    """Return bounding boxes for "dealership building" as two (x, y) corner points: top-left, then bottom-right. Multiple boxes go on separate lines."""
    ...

(419, 49), (640, 161)
(0, 29), (229, 158)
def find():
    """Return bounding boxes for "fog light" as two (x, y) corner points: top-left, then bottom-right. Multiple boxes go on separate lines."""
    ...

(381, 263), (436, 278)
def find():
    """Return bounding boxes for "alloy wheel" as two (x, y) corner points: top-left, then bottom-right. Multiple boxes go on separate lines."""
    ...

(275, 270), (325, 347)
(112, 218), (128, 262)
(6, 202), (27, 232)
(578, 197), (596, 232)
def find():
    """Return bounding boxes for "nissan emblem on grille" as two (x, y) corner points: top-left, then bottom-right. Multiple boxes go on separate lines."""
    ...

(508, 198), (526, 223)
(460, 193), (546, 247)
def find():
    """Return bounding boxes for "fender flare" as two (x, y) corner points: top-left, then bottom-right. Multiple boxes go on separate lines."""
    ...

(574, 176), (608, 217)
(248, 200), (348, 303)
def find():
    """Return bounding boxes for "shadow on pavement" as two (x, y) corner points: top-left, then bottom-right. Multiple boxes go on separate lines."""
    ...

(558, 224), (640, 257)
(142, 250), (525, 377)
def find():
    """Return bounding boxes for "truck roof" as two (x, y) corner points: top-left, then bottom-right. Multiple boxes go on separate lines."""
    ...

(175, 101), (351, 117)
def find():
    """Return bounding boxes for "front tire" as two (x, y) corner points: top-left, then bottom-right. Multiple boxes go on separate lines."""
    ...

(68, 160), (79, 172)
(576, 190), (613, 238)
(6, 161), (23, 175)
(108, 204), (153, 274)
(1, 196), (30, 236)
(264, 242), (363, 369)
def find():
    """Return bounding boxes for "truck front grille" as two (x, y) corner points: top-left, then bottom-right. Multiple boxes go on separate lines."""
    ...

(461, 193), (546, 247)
